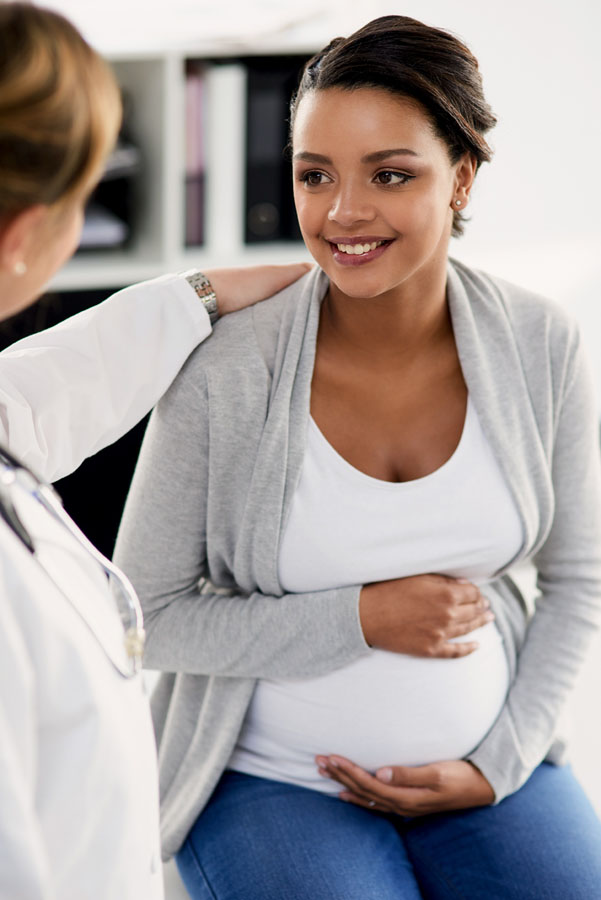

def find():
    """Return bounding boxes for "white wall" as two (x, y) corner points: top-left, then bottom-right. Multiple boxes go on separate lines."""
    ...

(50, 0), (601, 814)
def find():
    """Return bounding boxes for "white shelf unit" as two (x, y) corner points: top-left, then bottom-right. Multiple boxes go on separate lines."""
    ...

(50, 48), (313, 292)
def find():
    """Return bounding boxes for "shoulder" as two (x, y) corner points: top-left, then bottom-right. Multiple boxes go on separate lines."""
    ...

(168, 268), (325, 394)
(182, 269), (320, 376)
(155, 268), (325, 416)
(450, 257), (580, 359)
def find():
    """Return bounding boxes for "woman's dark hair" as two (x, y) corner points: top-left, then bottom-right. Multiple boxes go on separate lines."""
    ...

(290, 15), (497, 237)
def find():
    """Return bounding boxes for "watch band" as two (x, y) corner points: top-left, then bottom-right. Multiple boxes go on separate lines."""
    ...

(182, 269), (219, 325)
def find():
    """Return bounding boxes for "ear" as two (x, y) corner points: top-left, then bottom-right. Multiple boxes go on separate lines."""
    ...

(0, 205), (49, 273)
(451, 153), (478, 209)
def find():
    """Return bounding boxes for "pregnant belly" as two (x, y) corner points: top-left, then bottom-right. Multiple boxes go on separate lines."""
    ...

(231, 623), (509, 793)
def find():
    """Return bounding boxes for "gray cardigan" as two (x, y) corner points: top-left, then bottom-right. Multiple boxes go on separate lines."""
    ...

(114, 260), (601, 860)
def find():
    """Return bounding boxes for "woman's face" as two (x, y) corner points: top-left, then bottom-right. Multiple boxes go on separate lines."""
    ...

(292, 87), (473, 301)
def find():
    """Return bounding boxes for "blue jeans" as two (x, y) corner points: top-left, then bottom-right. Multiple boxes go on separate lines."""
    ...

(177, 764), (601, 899)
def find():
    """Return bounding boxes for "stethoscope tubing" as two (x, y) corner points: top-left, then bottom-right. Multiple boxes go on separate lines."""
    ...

(0, 445), (145, 676)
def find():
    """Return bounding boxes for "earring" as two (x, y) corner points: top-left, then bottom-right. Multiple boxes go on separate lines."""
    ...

(454, 199), (462, 208)
(14, 261), (27, 276)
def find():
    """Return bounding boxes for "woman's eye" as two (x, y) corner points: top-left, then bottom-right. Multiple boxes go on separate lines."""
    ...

(299, 170), (330, 187)
(374, 171), (414, 186)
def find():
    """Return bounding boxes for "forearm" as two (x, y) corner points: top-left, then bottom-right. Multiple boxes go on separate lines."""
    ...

(468, 575), (601, 800)
(139, 581), (368, 679)
(0, 274), (210, 481)
(469, 337), (601, 801)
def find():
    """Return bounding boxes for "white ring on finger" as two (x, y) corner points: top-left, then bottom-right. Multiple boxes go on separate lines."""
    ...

(368, 800), (376, 808)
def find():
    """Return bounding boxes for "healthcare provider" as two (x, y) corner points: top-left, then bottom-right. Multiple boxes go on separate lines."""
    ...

(0, 4), (307, 898)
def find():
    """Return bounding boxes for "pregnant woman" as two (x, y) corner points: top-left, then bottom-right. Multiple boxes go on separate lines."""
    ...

(115, 15), (601, 898)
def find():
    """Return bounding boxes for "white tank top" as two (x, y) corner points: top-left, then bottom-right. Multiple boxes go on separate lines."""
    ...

(229, 398), (523, 793)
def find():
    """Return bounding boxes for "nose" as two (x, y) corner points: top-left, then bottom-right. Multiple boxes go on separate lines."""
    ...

(327, 180), (376, 226)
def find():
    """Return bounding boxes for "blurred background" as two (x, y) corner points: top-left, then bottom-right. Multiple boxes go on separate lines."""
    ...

(5, 0), (599, 894)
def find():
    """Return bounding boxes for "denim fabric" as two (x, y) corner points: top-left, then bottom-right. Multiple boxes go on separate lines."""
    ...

(177, 764), (601, 899)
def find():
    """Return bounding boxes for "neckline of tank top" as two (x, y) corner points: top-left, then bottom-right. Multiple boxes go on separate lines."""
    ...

(307, 395), (475, 491)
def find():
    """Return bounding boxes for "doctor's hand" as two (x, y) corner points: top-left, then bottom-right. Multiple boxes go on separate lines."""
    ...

(315, 755), (495, 816)
(359, 574), (493, 658)
(206, 263), (313, 316)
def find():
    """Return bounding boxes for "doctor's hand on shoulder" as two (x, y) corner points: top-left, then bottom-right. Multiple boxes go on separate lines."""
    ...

(207, 263), (312, 315)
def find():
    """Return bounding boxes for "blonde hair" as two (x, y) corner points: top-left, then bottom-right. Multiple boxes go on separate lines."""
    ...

(0, 2), (122, 219)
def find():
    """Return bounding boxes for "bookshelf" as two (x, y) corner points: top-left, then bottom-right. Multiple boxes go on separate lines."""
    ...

(50, 48), (315, 292)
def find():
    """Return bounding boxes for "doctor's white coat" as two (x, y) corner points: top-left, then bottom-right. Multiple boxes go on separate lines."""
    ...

(0, 275), (211, 900)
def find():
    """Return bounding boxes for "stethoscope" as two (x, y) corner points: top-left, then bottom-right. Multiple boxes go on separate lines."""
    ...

(0, 445), (145, 677)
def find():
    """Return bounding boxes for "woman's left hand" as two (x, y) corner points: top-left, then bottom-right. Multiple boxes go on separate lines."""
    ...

(206, 263), (313, 316)
(315, 755), (495, 816)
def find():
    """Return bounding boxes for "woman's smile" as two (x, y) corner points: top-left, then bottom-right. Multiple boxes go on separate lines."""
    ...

(326, 236), (394, 266)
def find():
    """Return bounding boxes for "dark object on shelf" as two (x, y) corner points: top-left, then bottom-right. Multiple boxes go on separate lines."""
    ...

(77, 121), (142, 252)
(244, 56), (306, 244)
(185, 175), (205, 247)
(80, 203), (129, 249)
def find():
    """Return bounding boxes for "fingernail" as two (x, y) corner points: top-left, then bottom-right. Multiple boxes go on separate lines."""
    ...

(315, 756), (327, 766)
(329, 757), (340, 768)
(377, 767), (392, 783)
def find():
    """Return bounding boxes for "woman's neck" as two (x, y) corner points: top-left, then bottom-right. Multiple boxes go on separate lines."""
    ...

(321, 269), (453, 365)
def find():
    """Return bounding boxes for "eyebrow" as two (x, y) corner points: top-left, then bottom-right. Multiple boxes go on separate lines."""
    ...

(293, 149), (421, 164)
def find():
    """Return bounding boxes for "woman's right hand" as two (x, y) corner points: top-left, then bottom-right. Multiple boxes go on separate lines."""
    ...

(359, 574), (493, 658)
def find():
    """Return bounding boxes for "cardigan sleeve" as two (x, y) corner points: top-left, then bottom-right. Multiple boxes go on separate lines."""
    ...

(467, 331), (601, 801)
(0, 275), (211, 483)
(113, 357), (370, 681)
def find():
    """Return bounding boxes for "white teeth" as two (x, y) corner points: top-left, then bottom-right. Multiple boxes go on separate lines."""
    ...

(335, 241), (383, 255)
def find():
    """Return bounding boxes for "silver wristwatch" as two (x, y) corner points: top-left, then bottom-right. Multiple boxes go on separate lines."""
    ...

(182, 269), (219, 325)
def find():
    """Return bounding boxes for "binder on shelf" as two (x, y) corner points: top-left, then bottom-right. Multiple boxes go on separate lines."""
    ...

(185, 61), (206, 247)
(244, 56), (307, 244)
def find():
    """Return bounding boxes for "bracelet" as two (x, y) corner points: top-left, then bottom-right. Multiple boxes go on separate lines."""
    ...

(182, 269), (219, 325)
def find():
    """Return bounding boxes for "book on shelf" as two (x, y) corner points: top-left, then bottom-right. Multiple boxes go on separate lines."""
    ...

(185, 61), (206, 247)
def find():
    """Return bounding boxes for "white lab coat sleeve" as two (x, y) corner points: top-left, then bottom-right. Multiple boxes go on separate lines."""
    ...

(0, 274), (211, 483)
(0, 582), (53, 900)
